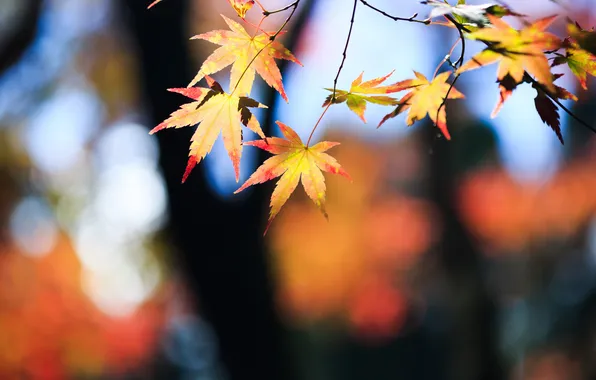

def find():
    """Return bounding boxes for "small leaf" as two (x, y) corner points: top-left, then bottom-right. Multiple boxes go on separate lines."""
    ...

(227, 0), (255, 18)
(378, 71), (464, 140)
(236, 122), (351, 234)
(322, 71), (412, 122)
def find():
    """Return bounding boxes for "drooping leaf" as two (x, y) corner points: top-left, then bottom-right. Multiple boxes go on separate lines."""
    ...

(457, 15), (561, 93)
(423, 0), (522, 28)
(532, 74), (577, 144)
(227, 0), (255, 18)
(378, 71), (464, 140)
(553, 33), (596, 90)
(322, 71), (412, 123)
(235, 121), (351, 234)
(188, 15), (302, 101)
(150, 77), (266, 182)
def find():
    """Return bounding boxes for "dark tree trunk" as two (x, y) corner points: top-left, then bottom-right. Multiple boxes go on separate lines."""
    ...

(118, 2), (294, 379)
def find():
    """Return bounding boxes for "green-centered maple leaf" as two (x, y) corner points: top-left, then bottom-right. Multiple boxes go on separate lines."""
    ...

(235, 121), (351, 234)
(378, 71), (464, 140)
(188, 15), (302, 101)
(322, 71), (412, 123)
(424, 0), (523, 28)
(457, 15), (561, 93)
(150, 77), (266, 182)
(553, 34), (596, 90)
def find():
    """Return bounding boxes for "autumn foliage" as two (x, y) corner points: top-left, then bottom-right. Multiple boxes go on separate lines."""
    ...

(149, 0), (596, 233)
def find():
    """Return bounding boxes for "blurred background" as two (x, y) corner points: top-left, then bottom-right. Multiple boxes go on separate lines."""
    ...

(0, 0), (596, 379)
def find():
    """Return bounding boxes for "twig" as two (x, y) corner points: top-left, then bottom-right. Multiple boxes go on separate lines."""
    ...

(359, 0), (430, 25)
(263, 0), (299, 16)
(331, 0), (358, 102)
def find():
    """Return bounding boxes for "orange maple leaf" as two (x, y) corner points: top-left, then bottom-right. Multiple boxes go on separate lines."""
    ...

(322, 71), (411, 123)
(150, 77), (266, 182)
(378, 71), (464, 139)
(188, 15), (302, 101)
(457, 15), (561, 93)
(235, 121), (351, 234)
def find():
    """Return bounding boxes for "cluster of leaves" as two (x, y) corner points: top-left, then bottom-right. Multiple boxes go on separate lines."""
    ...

(149, 0), (596, 233)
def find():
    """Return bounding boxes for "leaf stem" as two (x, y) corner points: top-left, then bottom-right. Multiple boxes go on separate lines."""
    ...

(307, 103), (332, 147)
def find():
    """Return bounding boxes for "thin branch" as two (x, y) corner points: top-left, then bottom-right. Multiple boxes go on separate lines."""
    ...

(331, 0), (358, 101)
(359, 0), (430, 25)
(263, 0), (299, 16)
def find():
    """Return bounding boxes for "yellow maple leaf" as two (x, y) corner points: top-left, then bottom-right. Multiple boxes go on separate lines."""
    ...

(322, 71), (412, 123)
(235, 121), (351, 234)
(150, 77), (266, 182)
(227, 0), (255, 18)
(457, 15), (561, 93)
(378, 71), (464, 139)
(188, 15), (302, 101)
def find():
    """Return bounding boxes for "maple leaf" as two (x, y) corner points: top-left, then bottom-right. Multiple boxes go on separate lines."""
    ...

(322, 71), (412, 123)
(150, 77), (266, 182)
(424, 0), (522, 28)
(227, 0), (255, 18)
(235, 121), (351, 234)
(188, 15), (302, 101)
(378, 71), (465, 140)
(553, 28), (596, 90)
(532, 73), (577, 145)
(457, 15), (561, 93)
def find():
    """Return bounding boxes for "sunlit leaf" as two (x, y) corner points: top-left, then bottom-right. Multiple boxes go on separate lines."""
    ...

(235, 122), (351, 234)
(553, 30), (596, 90)
(378, 71), (464, 140)
(322, 71), (412, 123)
(150, 77), (266, 182)
(457, 15), (561, 93)
(188, 15), (302, 101)
(227, 0), (255, 18)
